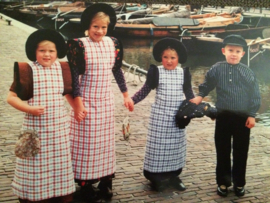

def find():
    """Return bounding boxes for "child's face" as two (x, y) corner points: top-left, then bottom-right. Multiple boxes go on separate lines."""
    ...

(88, 18), (108, 42)
(36, 41), (57, 67)
(222, 45), (245, 65)
(161, 49), (179, 70)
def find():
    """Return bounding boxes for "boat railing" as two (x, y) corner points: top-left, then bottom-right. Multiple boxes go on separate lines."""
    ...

(52, 6), (81, 30)
(113, 60), (146, 85)
(247, 37), (270, 66)
(116, 8), (152, 20)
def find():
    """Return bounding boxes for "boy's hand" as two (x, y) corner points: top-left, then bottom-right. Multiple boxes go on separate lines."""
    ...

(28, 106), (45, 116)
(189, 96), (203, 105)
(246, 117), (255, 129)
(124, 97), (134, 112)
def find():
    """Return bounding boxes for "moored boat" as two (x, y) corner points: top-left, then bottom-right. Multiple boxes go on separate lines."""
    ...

(18, 1), (85, 18)
(113, 12), (242, 38)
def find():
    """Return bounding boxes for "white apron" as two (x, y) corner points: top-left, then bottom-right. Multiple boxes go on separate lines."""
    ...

(12, 61), (75, 201)
(144, 65), (187, 173)
(70, 37), (116, 180)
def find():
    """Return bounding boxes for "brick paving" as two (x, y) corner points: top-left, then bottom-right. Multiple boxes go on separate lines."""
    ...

(0, 13), (270, 203)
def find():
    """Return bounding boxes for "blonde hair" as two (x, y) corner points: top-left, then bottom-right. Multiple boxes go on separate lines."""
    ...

(92, 12), (110, 24)
(84, 12), (110, 36)
(37, 40), (55, 47)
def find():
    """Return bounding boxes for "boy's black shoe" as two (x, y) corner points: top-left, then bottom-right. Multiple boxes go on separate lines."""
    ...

(151, 180), (167, 192)
(169, 177), (186, 191)
(234, 186), (245, 197)
(217, 185), (228, 197)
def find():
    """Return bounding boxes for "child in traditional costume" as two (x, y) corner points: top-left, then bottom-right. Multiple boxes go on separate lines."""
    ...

(190, 34), (261, 197)
(7, 29), (76, 203)
(131, 38), (194, 192)
(65, 3), (134, 202)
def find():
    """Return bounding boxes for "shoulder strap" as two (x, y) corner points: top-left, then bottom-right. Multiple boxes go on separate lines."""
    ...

(16, 62), (33, 100)
(146, 64), (159, 89)
(60, 61), (73, 95)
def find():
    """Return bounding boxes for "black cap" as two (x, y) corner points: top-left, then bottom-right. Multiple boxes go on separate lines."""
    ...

(81, 3), (116, 35)
(223, 34), (247, 47)
(25, 29), (66, 61)
(153, 37), (187, 64)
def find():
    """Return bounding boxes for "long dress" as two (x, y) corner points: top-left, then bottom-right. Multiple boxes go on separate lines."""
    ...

(11, 61), (75, 201)
(132, 65), (194, 175)
(67, 36), (126, 180)
(146, 65), (186, 172)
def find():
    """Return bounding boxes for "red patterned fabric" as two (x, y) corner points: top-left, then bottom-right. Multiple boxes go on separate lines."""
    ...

(69, 37), (116, 180)
(12, 61), (75, 201)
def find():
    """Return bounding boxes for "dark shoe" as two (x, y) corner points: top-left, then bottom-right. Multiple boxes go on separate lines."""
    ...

(217, 185), (228, 197)
(98, 180), (113, 200)
(234, 186), (245, 197)
(151, 180), (167, 192)
(81, 184), (102, 203)
(170, 177), (186, 191)
(98, 186), (113, 200)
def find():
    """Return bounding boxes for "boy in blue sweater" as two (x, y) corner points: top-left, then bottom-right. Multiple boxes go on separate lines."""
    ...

(191, 34), (261, 197)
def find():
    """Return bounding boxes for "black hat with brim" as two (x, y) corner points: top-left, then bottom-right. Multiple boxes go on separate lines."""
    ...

(153, 38), (187, 64)
(223, 34), (247, 47)
(25, 29), (66, 61)
(81, 3), (116, 33)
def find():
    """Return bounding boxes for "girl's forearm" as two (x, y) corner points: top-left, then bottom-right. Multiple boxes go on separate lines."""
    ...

(65, 95), (84, 109)
(7, 91), (30, 113)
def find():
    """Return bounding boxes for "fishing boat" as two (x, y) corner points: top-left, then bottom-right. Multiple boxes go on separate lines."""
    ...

(113, 12), (243, 38)
(18, 1), (73, 16)
(124, 3), (147, 12)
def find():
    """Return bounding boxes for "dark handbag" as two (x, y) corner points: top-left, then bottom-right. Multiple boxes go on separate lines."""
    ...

(175, 100), (217, 129)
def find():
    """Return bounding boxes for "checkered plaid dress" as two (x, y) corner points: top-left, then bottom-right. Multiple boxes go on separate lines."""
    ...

(12, 61), (75, 201)
(144, 65), (187, 173)
(69, 37), (116, 180)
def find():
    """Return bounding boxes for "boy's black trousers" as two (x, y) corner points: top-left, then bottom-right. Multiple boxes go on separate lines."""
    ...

(215, 111), (250, 187)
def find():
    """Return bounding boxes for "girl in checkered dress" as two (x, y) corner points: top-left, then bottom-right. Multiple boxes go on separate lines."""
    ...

(7, 29), (76, 203)
(65, 3), (134, 202)
(131, 38), (195, 192)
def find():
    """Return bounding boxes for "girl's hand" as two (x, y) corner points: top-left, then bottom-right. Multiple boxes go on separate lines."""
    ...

(28, 106), (45, 116)
(190, 96), (203, 105)
(75, 107), (87, 122)
(123, 92), (134, 112)
(124, 97), (134, 112)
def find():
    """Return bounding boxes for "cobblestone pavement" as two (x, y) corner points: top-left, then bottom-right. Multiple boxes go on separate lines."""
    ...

(0, 14), (270, 203)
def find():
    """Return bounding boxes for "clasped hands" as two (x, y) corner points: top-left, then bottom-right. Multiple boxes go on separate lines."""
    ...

(74, 96), (134, 123)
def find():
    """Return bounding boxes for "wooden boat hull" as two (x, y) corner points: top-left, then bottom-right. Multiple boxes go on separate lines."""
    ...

(114, 14), (270, 39)
(114, 13), (242, 38)
(114, 23), (233, 37)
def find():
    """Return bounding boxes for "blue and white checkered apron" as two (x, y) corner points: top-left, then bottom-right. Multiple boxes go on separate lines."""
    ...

(12, 61), (75, 201)
(144, 65), (187, 173)
(69, 37), (116, 180)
